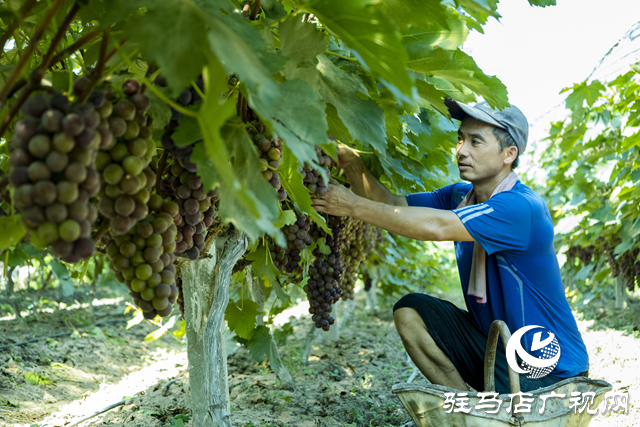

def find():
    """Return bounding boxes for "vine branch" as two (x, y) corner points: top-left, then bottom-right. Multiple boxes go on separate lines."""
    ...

(0, 0), (65, 104)
(0, 0), (38, 57)
(249, 0), (262, 20)
(78, 30), (109, 104)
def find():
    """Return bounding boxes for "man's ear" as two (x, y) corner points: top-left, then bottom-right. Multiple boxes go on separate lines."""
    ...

(504, 146), (518, 165)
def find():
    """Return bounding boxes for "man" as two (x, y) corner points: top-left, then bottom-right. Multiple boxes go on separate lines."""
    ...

(312, 99), (589, 394)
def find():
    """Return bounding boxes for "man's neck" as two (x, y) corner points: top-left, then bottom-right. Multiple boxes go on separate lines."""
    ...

(472, 169), (513, 203)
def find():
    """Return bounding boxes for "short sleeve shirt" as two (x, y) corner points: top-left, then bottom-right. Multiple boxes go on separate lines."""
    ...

(406, 182), (589, 378)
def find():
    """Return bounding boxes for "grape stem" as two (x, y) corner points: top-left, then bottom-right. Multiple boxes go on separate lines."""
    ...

(0, 0), (39, 62)
(140, 60), (157, 94)
(155, 150), (169, 195)
(78, 30), (109, 104)
(113, 41), (199, 118)
(0, 0), (66, 104)
(91, 221), (110, 242)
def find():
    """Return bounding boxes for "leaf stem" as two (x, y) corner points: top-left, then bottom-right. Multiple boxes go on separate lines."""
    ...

(155, 150), (169, 195)
(324, 51), (357, 62)
(0, 0), (65, 104)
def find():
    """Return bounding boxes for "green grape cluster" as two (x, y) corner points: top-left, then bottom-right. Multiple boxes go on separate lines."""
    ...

(9, 90), (102, 262)
(95, 80), (157, 236)
(106, 210), (178, 318)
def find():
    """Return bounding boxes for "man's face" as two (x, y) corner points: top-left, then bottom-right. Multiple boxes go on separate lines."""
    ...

(456, 117), (512, 182)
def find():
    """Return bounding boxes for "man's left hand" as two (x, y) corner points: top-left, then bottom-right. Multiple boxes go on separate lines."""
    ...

(311, 179), (358, 217)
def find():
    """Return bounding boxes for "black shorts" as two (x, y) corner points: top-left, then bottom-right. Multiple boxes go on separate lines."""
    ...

(393, 293), (588, 394)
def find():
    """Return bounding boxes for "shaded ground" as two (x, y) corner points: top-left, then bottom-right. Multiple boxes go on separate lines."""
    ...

(0, 301), (183, 426)
(2, 289), (639, 427)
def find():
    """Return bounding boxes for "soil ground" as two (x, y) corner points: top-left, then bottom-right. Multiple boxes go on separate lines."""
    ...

(1, 288), (639, 427)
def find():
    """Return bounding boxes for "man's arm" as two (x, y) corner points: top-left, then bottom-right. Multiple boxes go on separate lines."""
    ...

(312, 182), (474, 242)
(339, 146), (408, 207)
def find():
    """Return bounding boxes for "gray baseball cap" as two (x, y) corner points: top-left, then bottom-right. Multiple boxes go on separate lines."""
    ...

(445, 99), (529, 154)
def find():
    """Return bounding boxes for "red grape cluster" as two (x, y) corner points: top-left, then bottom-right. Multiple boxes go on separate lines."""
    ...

(304, 255), (341, 331)
(95, 80), (156, 236)
(303, 146), (336, 197)
(269, 210), (314, 273)
(159, 162), (217, 260)
(106, 210), (179, 318)
(159, 80), (204, 173)
(253, 130), (287, 202)
(9, 90), (102, 262)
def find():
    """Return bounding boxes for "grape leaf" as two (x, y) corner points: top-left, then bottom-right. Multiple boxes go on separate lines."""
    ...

(415, 80), (450, 117)
(314, 55), (386, 153)
(279, 15), (326, 61)
(172, 115), (201, 147)
(274, 209), (297, 229)
(245, 245), (290, 302)
(402, 15), (468, 54)
(49, 259), (74, 297)
(301, 0), (413, 97)
(147, 89), (172, 130)
(123, 0), (208, 94)
(0, 215), (26, 252)
(407, 48), (509, 109)
(249, 78), (329, 168)
(378, 0), (450, 30)
(225, 299), (260, 340)
(203, 2), (282, 106)
(528, 0), (556, 6)
(245, 325), (289, 379)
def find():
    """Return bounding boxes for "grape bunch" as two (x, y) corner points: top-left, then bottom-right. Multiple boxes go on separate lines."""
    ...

(270, 210), (314, 273)
(603, 240), (621, 277)
(9, 90), (102, 262)
(340, 218), (367, 300)
(159, 161), (217, 260)
(619, 250), (636, 292)
(159, 79), (204, 172)
(105, 210), (179, 318)
(303, 146), (336, 197)
(253, 131), (287, 202)
(94, 79), (156, 236)
(363, 270), (372, 292)
(577, 246), (595, 265)
(303, 255), (341, 331)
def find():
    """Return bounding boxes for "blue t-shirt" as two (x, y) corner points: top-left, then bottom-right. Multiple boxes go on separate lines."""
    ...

(406, 182), (589, 378)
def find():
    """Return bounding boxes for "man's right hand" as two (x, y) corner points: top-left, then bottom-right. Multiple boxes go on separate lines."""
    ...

(337, 145), (363, 171)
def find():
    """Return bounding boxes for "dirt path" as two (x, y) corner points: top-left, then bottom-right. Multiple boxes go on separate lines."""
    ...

(2, 292), (638, 427)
